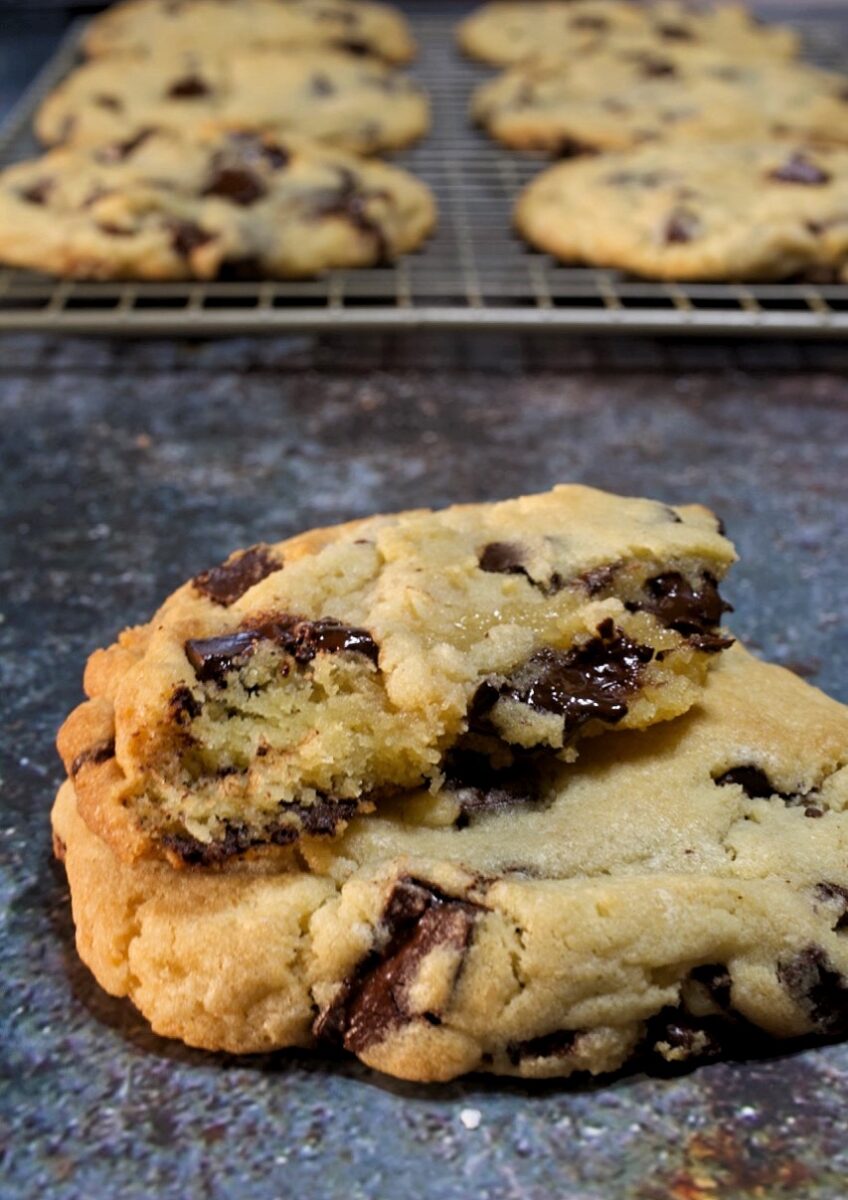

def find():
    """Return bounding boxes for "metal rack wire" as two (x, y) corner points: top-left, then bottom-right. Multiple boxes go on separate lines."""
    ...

(0, 7), (847, 336)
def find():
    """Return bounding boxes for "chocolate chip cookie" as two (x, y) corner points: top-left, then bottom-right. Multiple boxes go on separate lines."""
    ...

(516, 141), (848, 281)
(52, 645), (848, 1076)
(56, 486), (735, 866)
(84, 0), (416, 64)
(472, 49), (848, 155)
(36, 47), (429, 156)
(457, 0), (798, 67)
(0, 130), (436, 279)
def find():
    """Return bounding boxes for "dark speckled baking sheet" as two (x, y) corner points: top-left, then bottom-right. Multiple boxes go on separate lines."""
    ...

(1, 330), (847, 1198)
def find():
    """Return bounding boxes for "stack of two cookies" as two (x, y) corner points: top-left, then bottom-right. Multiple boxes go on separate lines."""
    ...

(463, 0), (848, 282)
(0, 0), (436, 279)
(53, 486), (848, 1082)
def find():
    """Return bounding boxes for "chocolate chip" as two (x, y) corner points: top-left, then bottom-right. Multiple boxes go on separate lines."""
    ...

(714, 765), (779, 798)
(472, 619), (653, 741)
(578, 564), (617, 595)
(778, 946), (848, 1035)
(314, 877), (480, 1053)
(70, 738), (115, 778)
(630, 571), (732, 647)
(19, 179), (53, 206)
(339, 38), (370, 55)
(507, 1029), (580, 1065)
(635, 55), (678, 79)
(226, 131), (290, 171)
(663, 207), (701, 244)
(94, 93), (123, 112)
(647, 1009), (728, 1063)
(657, 22), (694, 40)
(185, 614), (379, 684)
(167, 218), (215, 259)
(478, 541), (528, 577)
(202, 165), (267, 206)
(167, 74), (211, 98)
(441, 750), (539, 826)
(309, 167), (390, 262)
(311, 72), (336, 97)
(169, 685), (202, 724)
(94, 127), (157, 164)
(96, 222), (135, 237)
(690, 963), (733, 1008)
(556, 137), (595, 159)
(193, 544), (283, 606)
(814, 883), (848, 932)
(769, 153), (832, 186)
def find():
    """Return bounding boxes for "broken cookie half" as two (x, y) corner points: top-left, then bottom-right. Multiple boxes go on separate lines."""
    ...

(57, 485), (735, 866)
(52, 646), (848, 1079)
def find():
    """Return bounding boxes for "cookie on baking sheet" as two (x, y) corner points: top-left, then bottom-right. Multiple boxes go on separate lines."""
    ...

(35, 48), (429, 156)
(457, 0), (798, 67)
(515, 141), (848, 282)
(84, 0), (416, 64)
(0, 130), (436, 279)
(472, 50), (848, 155)
(55, 485), (735, 866)
(52, 644), (848, 1077)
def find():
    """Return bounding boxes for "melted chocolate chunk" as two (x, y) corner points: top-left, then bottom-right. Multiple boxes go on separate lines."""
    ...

(169, 685), (202, 724)
(506, 1029), (580, 1065)
(19, 179), (53, 206)
(778, 946), (848, 1035)
(94, 127), (157, 164)
(631, 571), (732, 647)
(339, 38), (370, 55)
(814, 883), (848, 933)
(314, 878), (479, 1053)
(441, 750), (538, 826)
(578, 563), (617, 595)
(70, 738), (116, 779)
(770, 153), (831, 186)
(663, 207), (701, 244)
(161, 796), (360, 865)
(185, 614), (378, 684)
(202, 166), (267, 207)
(94, 93), (123, 112)
(635, 55), (678, 79)
(556, 137), (595, 159)
(193, 544), (283, 606)
(657, 22), (694, 40)
(690, 963), (733, 1009)
(309, 167), (390, 262)
(167, 218), (215, 258)
(715, 765), (777, 799)
(478, 541), (528, 577)
(472, 619), (653, 741)
(167, 74), (211, 98)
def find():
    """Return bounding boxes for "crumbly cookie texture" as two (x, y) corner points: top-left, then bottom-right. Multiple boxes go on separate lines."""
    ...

(84, 0), (416, 64)
(457, 0), (798, 67)
(516, 141), (848, 282)
(0, 130), (435, 280)
(52, 645), (848, 1078)
(472, 48), (848, 155)
(56, 486), (735, 866)
(35, 47), (429, 157)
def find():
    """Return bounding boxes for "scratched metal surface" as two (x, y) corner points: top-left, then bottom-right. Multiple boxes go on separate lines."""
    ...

(0, 330), (847, 1199)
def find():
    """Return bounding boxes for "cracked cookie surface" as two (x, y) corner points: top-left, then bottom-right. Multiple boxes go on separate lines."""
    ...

(516, 141), (848, 282)
(35, 47), (429, 157)
(56, 485), (734, 865)
(457, 0), (798, 66)
(0, 129), (435, 280)
(84, 0), (416, 64)
(52, 645), (848, 1078)
(472, 48), (848, 155)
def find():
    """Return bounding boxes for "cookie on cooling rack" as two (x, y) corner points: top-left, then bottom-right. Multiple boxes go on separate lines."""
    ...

(35, 47), (429, 157)
(0, 130), (436, 278)
(55, 485), (735, 867)
(83, 0), (416, 63)
(457, 0), (798, 67)
(53, 644), (848, 1077)
(472, 48), (848, 155)
(516, 141), (848, 282)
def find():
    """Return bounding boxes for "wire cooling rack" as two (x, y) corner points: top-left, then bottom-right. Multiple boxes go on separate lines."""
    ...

(0, 5), (847, 336)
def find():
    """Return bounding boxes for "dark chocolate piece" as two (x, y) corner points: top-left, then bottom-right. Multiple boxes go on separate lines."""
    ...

(635, 55), (678, 79)
(309, 167), (390, 262)
(167, 218), (215, 258)
(311, 72), (336, 97)
(314, 878), (480, 1053)
(193, 544), (283, 606)
(202, 166), (267, 207)
(657, 22), (695, 41)
(814, 883), (848, 933)
(19, 179), (53, 206)
(778, 946), (848, 1035)
(472, 618), (653, 741)
(94, 127), (157, 164)
(690, 963), (733, 1009)
(769, 153), (831, 186)
(478, 541), (528, 577)
(631, 571), (732, 645)
(94, 93), (124, 112)
(441, 750), (539, 826)
(715, 765), (778, 799)
(663, 208), (701, 244)
(578, 563), (616, 595)
(167, 74), (211, 98)
(647, 1009), (728, 1063)
(506, 1029), (580, 1065)
(70, 738), (116, 779)
(169, 685), (202, 724)
(185, 614), (379, 684)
